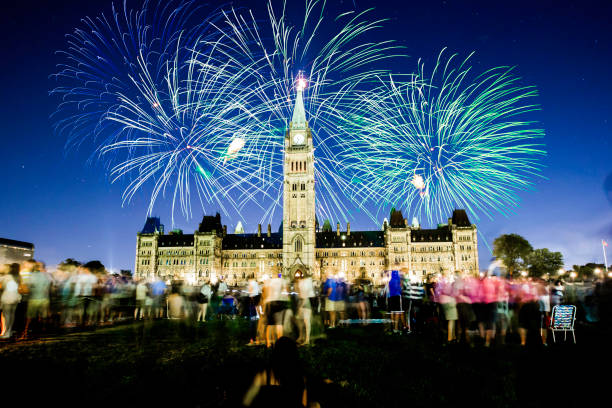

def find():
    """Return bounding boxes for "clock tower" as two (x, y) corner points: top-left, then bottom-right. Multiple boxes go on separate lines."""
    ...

(282, 80), (316, 279)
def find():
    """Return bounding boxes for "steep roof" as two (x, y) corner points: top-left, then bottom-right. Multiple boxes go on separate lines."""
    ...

(291, 87), (307, 129)
(222, 233), (283, 250)
(0, 237), (34, 250)
(389, 208), (406, 228)
(199, 213), (223, 233)
(141, 217), (162, 234)
(316, 231), (385, 248)
(452, 209), (472, 227)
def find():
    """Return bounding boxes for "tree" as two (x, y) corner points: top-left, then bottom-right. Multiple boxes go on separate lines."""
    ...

(83, 260), (106, 274)
(572, 263), (605, 280)
(58, 258), (81, 272)
(492, 234), (533, 277)
(527, 248), (564, 278)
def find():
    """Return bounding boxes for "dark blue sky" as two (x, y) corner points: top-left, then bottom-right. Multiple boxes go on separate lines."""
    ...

(1, 0), (611, 272)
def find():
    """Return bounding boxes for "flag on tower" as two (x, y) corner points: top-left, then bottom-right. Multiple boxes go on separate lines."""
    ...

(604, 240), (609, 247)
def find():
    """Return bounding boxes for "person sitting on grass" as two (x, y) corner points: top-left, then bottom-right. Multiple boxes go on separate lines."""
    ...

(243, 336), (319, 408)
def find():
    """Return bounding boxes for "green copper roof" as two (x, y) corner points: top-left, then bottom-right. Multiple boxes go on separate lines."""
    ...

(291, 88), (307, 129)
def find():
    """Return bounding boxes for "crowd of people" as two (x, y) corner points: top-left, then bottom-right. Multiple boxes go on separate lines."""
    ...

(1, 258), (609, 348)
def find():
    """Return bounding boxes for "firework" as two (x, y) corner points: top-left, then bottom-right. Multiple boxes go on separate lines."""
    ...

(337, 49), (546, 226)
(51, 1), (280, 224)
(190, 0), (402, 223)
(51, 0), (401, 225)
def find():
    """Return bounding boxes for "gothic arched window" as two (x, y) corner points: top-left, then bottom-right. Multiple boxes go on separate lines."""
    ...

(295, 237), (303, 252)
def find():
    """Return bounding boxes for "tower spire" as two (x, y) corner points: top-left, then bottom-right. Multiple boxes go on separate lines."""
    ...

(291, 75), (307, 129)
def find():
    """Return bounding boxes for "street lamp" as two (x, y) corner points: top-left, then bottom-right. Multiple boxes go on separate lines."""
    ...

(594, 268), (602, 275)
(558, 268), (566, 276)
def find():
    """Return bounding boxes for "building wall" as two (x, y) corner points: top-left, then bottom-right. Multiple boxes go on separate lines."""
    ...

(135, 222), (479, 286)
(0, 243), (34, 265)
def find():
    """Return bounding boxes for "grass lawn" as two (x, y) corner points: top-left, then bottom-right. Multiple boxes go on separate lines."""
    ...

(0, 319), (607, 407)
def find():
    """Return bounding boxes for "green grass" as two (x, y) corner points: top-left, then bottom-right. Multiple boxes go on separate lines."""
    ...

(0, 319), (606, 407)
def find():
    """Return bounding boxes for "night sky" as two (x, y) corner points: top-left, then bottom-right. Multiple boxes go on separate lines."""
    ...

(1, 0), (611, 272)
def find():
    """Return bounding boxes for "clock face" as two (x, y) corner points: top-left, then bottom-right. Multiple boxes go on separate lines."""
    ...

(293, 132), (305, 145)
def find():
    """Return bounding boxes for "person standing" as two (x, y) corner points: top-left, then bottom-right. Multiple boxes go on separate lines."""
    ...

(22, 261), (52, 337)
(437, 274), (457, 343)
(197, 280), (212, 322)
(1, 264), (21, 339)
(538, 280), (551, 346)
(297, 275), (315, 345)
(134, 279), (148, 320)
(386, 271), (404, 334)
(323, 274), (339, 328)
(151, 277), (167, 318)
(246, 278), (261, 343)
(263, 274), (286, 347)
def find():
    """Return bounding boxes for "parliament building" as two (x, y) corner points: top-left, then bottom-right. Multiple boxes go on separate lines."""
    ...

(134, 88), (479, 286)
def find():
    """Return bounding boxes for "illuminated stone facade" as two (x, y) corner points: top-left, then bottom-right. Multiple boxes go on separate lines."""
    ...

(135, 90), (479, 285)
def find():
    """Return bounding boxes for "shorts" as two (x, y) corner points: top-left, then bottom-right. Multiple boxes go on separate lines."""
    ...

(457, 303), (475, 326)
(325, 298), (345, 312)
(441, 301), (458, 321)
(266, 301), (286, 325)
(27, 298), (50, 319)
(388, 295), (402, 312)
(518, 301), (540, 329)
(474, 303), (497, 328)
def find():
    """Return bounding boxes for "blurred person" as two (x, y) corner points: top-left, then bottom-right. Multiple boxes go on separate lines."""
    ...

(218, 277), (228, 296)
(355, 282), (368, 324)
(494, 277), (511, 345)
(151, 277), (167, 318)
(538, 280), (551, 346)
(479, 274), (499, 347)
(21, 261), (52, 338)
(15, 260), (35, 336)
(134, 279), (148, 320)
(517, 278), (541, 346)
(1, 264), (21, 339)
(246, 278), (261, 343)
(386, 271), (405, 334)
(89, 274), (105, 325)
(167, 286), (188, 319)
(219, 289), (238, 319)
(551, 280), (564, 306)
(296, 275), (315, 345)
(437, 274), (457, 343)
(323, 274), (342, 328)
(454, 273), (475, 344)
(243, 336), (315, 408)
(197, 280), (212, 322)
(74, 266), (97, 327)
(263, 274), (286, 347)
(423, 274), (440, 332)
(336, 277), (348, 325)
(405, 276), (425, 333)
(182, 283), (199, 321)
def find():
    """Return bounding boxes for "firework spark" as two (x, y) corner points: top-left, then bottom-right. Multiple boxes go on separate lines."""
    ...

(337, 49), (546, 225)
(51, 0), (402, 225)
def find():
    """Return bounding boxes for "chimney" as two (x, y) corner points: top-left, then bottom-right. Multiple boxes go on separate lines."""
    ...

(267, 224), (271, 237)
(347, 222), (351, 236)
(404, 218), (408, 227)
(337, 222), (340, 236)
(257, 224), (262, 237)
(223, 225), (227, 237)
